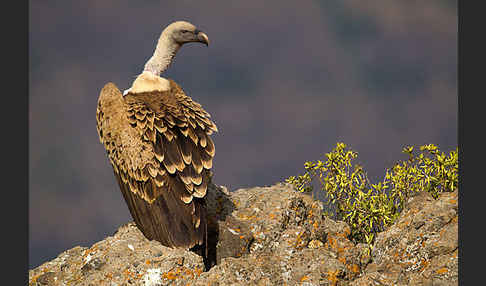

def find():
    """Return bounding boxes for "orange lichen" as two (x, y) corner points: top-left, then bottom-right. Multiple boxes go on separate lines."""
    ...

(337, 246), (345, 254)
(162, 267), (193, 281)
(326, 236), (337, 249)
(291, 231), (308, 249)
(349, 264), (360, 273)
(123, 268), (132, 280)
(124, 268), (143, 281)
(163, 271), (178, 280)
(300, 275), (309, 281)
(393, 250), (399, 258)
(29, 272), (44, 285)
(326, 270), (340, 286)
(237, 213), (257, 220)
(81, 246), (98, 262)
(419, 258), (430, 271)
(145, 259), (151, 265)
(436, 267), (448, 274)
(194, 266), (203, 276)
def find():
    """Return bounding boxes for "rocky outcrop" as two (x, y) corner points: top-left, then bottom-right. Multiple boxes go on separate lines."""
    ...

(350, 190), (458, 286)
(29, 183), (458, 286)
(28, 222), (205, 286)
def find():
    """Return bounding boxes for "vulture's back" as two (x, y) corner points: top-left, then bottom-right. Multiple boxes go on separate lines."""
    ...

(96, 79), (217, 255)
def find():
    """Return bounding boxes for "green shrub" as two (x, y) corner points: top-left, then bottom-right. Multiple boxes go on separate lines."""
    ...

(286, 142), (458, 247)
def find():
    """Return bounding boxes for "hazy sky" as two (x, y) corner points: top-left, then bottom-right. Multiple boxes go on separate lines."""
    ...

(29, 0), (457, 268)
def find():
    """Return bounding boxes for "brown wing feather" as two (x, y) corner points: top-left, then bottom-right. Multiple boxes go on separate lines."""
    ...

(96, 80), (217, 251)
(163, 134), (185, 172)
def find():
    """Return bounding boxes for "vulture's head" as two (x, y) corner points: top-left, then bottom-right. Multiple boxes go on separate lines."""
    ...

(165, 21), (209, 46)
(140, 20), (209, 78)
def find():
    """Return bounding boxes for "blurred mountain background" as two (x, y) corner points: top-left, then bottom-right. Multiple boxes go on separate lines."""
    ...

(29, 0), (457, 268)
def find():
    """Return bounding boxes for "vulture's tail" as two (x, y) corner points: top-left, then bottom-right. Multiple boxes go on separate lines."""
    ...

(113, 169), (208, 263)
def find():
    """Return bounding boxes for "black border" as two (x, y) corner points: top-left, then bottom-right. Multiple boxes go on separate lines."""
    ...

(459, 0), (481, 284)
(5, 0), (28, 284)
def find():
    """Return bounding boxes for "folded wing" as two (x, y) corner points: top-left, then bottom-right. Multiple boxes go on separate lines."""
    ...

(96, 80), (217, 250)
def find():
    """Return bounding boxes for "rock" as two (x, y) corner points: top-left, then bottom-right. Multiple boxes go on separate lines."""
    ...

(35, 271), (56, 285)
(350, 190), (458, 286)
(29, 183), (458, 286)
(29, 223), (205, 286)
(215, 215), (253, 264)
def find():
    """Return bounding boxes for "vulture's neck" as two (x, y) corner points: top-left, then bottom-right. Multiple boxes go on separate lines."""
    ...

(143, 32), (181, 76)
(123, 31), (178, 96)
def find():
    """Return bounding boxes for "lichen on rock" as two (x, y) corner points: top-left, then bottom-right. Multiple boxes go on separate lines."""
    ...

(29, 183), (458, 286)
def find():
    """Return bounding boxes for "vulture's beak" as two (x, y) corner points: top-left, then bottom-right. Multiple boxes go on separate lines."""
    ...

(196, 30), (209, 46)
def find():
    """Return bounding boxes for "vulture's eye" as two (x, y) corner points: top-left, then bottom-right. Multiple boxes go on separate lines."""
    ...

(181, 30), (190, 34)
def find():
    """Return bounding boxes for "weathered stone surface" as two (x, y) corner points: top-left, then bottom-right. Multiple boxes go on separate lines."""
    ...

(193, 183), (364, 285)
(350, 190), (458, 286)
(215, 215), (253, 264)
(29, 183), (458, 286)
(29, 223), (205, 286)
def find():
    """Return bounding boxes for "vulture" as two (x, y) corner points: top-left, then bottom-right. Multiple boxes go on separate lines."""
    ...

(96, 21), (217, 259)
